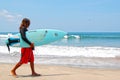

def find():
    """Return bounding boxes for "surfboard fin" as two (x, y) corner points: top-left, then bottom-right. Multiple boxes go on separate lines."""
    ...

(6, 38), (11, 53)
(6, 43), (10, 53)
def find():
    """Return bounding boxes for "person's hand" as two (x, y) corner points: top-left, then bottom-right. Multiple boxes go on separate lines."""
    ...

(30, 43), (35, 50)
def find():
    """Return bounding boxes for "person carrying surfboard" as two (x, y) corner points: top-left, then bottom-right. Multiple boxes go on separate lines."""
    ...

(11, 18), (41, 77)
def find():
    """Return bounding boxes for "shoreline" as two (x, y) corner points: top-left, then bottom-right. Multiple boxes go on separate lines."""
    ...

(1, 52), (120, 69)
(0, 63), (120, 80)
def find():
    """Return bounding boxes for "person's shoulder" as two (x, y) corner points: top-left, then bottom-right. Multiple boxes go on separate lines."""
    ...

(20, 27), (28, 33)
(20, 27), (27, 31)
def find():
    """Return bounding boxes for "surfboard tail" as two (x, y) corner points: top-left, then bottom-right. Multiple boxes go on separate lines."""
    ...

(6, 38), (20, 52)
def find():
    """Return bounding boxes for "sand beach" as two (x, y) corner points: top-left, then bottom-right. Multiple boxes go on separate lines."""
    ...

(0, 63), (120, 80)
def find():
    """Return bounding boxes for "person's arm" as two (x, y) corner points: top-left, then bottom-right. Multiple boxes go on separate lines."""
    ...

(20, 27), (31, 45)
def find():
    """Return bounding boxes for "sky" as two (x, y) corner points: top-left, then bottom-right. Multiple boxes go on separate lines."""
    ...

(0, 0), (120, 32)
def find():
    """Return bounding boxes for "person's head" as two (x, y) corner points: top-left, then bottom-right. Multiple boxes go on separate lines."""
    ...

(19, 18), (30, 29)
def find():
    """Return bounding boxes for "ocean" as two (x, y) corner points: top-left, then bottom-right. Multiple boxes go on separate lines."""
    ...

(0, 32), (120, 68)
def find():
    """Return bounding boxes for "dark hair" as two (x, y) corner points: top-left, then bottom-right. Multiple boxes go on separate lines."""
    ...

(19, 18), (30, 30)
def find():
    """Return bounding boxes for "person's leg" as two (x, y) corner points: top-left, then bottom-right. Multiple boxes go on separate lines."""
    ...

(11, 62), (22, 77)
(30, 61), (41, 76)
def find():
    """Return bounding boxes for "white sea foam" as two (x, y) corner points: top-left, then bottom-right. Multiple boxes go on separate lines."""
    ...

(0, 45), (120, 58)
(0, 33), (13, 38)
(35, 46), (120, 58)
(0, 34), (8, 38)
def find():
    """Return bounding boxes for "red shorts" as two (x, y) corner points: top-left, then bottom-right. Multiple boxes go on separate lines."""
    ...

(20, 48), (34, 64)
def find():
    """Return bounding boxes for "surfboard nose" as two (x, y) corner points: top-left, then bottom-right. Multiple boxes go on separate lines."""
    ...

(53, 30), (67, 38)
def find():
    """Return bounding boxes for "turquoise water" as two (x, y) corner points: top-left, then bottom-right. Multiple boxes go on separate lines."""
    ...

(52, 32), (120, 48)
(0, 32), (120, 47)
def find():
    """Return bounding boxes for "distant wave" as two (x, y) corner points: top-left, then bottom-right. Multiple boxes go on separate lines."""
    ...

(64, 35), (80, 39)
(64, 35), (120, 39)
(64, 33), (120, 39)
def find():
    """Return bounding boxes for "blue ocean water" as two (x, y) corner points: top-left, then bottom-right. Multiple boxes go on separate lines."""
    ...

(0, 32), (120, 47)
(0, 32), (120, 68)
(52, 32), (120, 48)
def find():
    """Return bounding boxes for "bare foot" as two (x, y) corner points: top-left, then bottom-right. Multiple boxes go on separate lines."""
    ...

(11, 70), (17, 78)
(32, 72), (41, 76)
